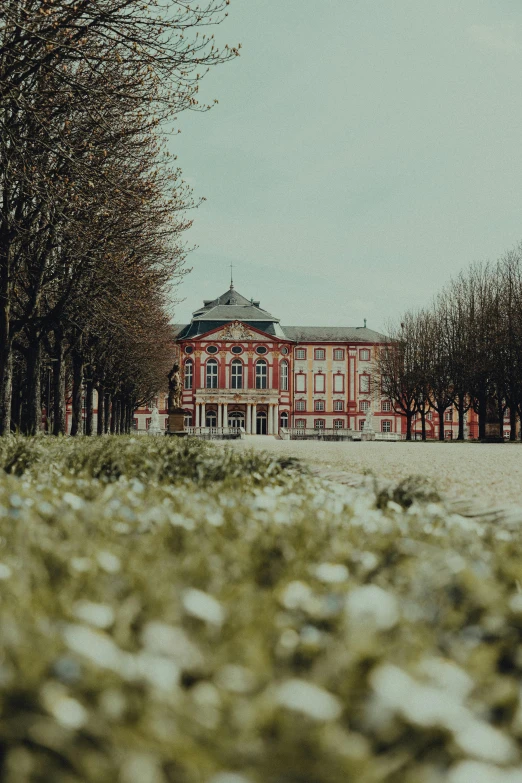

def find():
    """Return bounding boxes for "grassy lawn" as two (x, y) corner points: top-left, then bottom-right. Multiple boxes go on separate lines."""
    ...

(0, 436), (521, 783)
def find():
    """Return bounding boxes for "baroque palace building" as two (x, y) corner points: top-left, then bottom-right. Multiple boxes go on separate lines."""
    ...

(147, 283), (404, 435)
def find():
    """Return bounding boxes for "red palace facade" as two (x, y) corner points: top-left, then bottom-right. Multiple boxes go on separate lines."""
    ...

(157, 284), (404, 435)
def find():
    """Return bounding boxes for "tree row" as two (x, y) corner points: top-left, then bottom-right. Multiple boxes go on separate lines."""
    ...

(0, 0), (237, 434)
(377, 245), (522, 441)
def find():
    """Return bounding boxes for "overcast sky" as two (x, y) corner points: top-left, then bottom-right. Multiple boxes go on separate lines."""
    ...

(170, 0), (522, 331)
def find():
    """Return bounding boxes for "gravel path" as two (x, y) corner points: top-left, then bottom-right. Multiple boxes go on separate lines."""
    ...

(229, 439), (522, 511)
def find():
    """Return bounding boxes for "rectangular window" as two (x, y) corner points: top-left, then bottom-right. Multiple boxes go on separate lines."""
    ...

(445, 430), (453, 439)
(314, 419), (325, 429)
(333, 419), (344, 429)
(444, 410), (453, 421)
(426, 412), (433, 421)
(315, 374), (325, 392)
(295, 374), (306, 392)
(280, 361), (289, 391)
(314, 348), (326, 360)
(359, 349), (371, 361)
(255, 361), (267, 389)
(381, 420), (392, 433)
(314, 400), (325, 411)
(359, 375), (370, 393)
(184, 361), (193, 389)
(360, 400), (370, 412)
(296, 419), (306, 429)
(296, 400), (306, 411)
(359, 420), (365, 431)
(382, 400), (392, 412)
(334, 400), (344, 411)
(333, 349), (345, 361)
(295, 348), (306, 360)
(333, 374), (344, 392)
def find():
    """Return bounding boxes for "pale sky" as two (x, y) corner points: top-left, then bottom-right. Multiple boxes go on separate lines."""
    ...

(170, 0), (522, 331)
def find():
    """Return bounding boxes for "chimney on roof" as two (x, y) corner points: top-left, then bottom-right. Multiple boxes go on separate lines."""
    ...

(364, 318), (367, 328)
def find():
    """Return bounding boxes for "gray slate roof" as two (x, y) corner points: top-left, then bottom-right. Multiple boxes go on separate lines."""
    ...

(194, 305), (277, 322)
(175, 320), (284, 339)
(281, 326), (385, 343)
(173, 287), (386, 343)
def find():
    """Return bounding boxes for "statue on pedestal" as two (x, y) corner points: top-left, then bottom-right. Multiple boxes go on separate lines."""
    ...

(166, 362), (186, 436)
(362, 403), (376, 440)
(148, 401), (161, 435)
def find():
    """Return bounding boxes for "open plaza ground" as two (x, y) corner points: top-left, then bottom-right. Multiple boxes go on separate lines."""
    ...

(230, 439), (522, 512)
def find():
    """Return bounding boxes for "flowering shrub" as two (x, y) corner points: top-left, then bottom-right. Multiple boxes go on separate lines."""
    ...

(0, 436), (521, 782)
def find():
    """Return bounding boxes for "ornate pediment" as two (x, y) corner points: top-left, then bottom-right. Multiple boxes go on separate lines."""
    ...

(203, 321), (258, 342)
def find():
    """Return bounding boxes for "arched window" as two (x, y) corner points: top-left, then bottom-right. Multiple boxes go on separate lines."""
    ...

(206, 411), (217, 427)
(280, 361), (288, 391)
(255, 359), (267, 389)
(280, 411), (289, 429)
(206, 359), (218, 388)
(231, 359), (243, 389)
(184, 360), (193, 390)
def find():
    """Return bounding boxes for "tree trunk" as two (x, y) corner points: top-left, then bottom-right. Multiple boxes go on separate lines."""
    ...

(405, 412), (412, 441)
(119, 396), (126, 434)
(438, 409), (445, 441)
(110, 396), (116, 434)
(477, 394), (487, 440)
(0, 336), (13, 437)
(457, 396), (465, 441)
(510, 406), (517, 441)
(420, 409), (426, 441)
(53, 340), (66, 436)
(105, 393), (111, 434)
(498, 398), (505, 441)
(24, 337), (42, 435)
(85, 380), (94, 435)
(70, 352), (83, 436)
(97, 384), (105, 435)
(11, 371), (22, 434)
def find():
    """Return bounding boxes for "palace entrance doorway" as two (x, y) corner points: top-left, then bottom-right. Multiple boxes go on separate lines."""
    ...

(228, 412), (245, 429)
(256, 411), (267, 435)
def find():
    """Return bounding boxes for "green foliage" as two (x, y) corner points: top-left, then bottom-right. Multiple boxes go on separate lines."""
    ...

(0, 436), (520, 783)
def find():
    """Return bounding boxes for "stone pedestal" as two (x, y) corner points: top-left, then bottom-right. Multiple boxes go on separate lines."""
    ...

(361, 432), (376, 441)
(481, 422), (503, 443)
(166, 410), (187, 437)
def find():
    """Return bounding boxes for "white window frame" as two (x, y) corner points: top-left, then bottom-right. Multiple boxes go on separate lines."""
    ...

(359, 349), (370, 361)
(381, 420), (392, 433)
(231, 359), (243, 389)
(184, 360), (193, 390)
(295, 400), (306, 411)
(333, 400), (344, 411)
(314, 419), (325, 429)
(333, 349), (344, 361)
(382, 400), (392, 412)
(255, 360), (267, 389)
(314, 399), (325, 412)
(206, 359), (218, 389)
(295, 348), (306, 360)
(280, 361), (289, 391)
(314, 348), (326, 360)
(333, 419), (344, 429)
